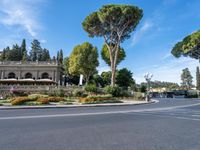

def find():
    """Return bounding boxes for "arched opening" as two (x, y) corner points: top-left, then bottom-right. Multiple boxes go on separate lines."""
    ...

(8, 72), (16, 79)
(41, 72), (49, 79)
(25, 73), (32, 79)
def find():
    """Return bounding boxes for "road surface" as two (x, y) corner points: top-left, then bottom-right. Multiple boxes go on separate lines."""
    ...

(0, 98), (200, 150)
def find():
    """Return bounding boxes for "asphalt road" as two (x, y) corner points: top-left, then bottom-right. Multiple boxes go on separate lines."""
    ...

(0, 98), (200, 150)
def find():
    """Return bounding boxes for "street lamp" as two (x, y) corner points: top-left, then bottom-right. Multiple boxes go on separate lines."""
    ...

(144, 73), (153, 102)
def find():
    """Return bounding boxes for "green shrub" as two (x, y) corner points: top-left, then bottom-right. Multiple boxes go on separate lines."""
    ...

(48, 89), (65, 97)
(0, 99), (12, 103)
(11, 97), (32, 105)
(28, 94), (48, 100)
(24, 101), (43, 106)
(48, 97), (65, 102)
(120, 90), (132, 97)
(186, 91), (198, 98)
(85, 84), (98, 93)
(104, 86), (122, 97)
(73, 89), (85, 97)
(79, 94), (114, 103)
(87, 94), (112, 99)
(55, 89), (65, 97)
(133, 92), (145, 100)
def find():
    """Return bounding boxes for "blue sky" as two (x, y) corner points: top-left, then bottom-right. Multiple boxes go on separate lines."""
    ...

(0, 0), (200, 84)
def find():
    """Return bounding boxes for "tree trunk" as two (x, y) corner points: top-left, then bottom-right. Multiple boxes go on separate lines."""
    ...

(111, 63), (116, 86)
(111, 44), (120, 87)
(85, 75), (89, 85)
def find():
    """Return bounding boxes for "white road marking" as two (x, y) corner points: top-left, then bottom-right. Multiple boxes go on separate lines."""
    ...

(135, 112), (200, 121)
(0, 102), (200, 120)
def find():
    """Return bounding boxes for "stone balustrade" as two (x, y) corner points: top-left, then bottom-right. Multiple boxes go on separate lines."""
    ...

(0, 61), (58, 66)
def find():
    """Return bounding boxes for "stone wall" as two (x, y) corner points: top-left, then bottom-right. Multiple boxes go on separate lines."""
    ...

(0, 61), (63, 84)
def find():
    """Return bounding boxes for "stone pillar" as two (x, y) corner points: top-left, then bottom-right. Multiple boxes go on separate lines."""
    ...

(37, 70), (39, 79)
(2, 70), (5, 79)
(20, 70), (22, 79)
(53, 70), (56, 82)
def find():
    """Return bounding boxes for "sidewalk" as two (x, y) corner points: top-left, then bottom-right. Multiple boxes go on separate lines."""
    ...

(0, 100), (157, 110)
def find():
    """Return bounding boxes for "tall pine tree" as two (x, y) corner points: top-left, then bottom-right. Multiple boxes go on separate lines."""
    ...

(181, 68), (193, 90)
(9, 44), (21, 61)
(21, 39), (27, 61)
(30, 39), (42, 61)
(41, 48), (51, 61)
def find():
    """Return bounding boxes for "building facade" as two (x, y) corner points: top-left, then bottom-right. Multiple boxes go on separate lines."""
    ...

(0, 61), (63, 85)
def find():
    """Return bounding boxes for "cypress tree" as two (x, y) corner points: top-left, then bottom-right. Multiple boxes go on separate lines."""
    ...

(56, 51), (60, 62)
(59, 49), (63, 64)
(21, 39), (26, 60)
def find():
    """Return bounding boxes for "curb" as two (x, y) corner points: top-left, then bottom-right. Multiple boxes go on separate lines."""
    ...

(0, 100), (156, 110)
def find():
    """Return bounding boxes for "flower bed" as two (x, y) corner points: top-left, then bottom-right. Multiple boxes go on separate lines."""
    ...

(37, 98), (50, 104)
(11, 96), (66, 105)
(47, 97), (65, 102)
(11, 97), (33, 105)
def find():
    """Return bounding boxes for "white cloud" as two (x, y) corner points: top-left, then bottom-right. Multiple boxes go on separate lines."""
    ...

(134, 57), (199, 85)
(131, 21), (153, 46)
(0, 0), (45, 37)
(40, 39), (47, 44)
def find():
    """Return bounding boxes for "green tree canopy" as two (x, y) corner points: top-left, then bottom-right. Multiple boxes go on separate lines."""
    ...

(82, 4), (143, 86)
(181, 68), (193, 90)
(30, 39), (42, 61)
(63, 57), (70, 75)
(40, 48), (51, 61)
(101, 44), (126, 67)
(0, 47), (7, 61)
(116, 68), (135, 89)
(10, 44), (21, 61)
(101, 71), (112, 86)
(68, 42), (99, 83)
(171, 30), (200, 59)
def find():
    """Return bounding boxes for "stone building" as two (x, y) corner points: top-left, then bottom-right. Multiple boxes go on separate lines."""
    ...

(0, 61), (63, 85)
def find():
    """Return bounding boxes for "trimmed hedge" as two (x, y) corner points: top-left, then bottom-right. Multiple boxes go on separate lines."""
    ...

(11, 96), (65, 105)
(37, 98), (49, 104)
(79, 94), (119, 104)
(47, 97), (65, 102)
(28, 94), (48, 100)
(11, 97), (32, 105)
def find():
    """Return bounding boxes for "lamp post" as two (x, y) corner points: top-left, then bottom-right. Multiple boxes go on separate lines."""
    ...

(144, 73), (153, 102)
